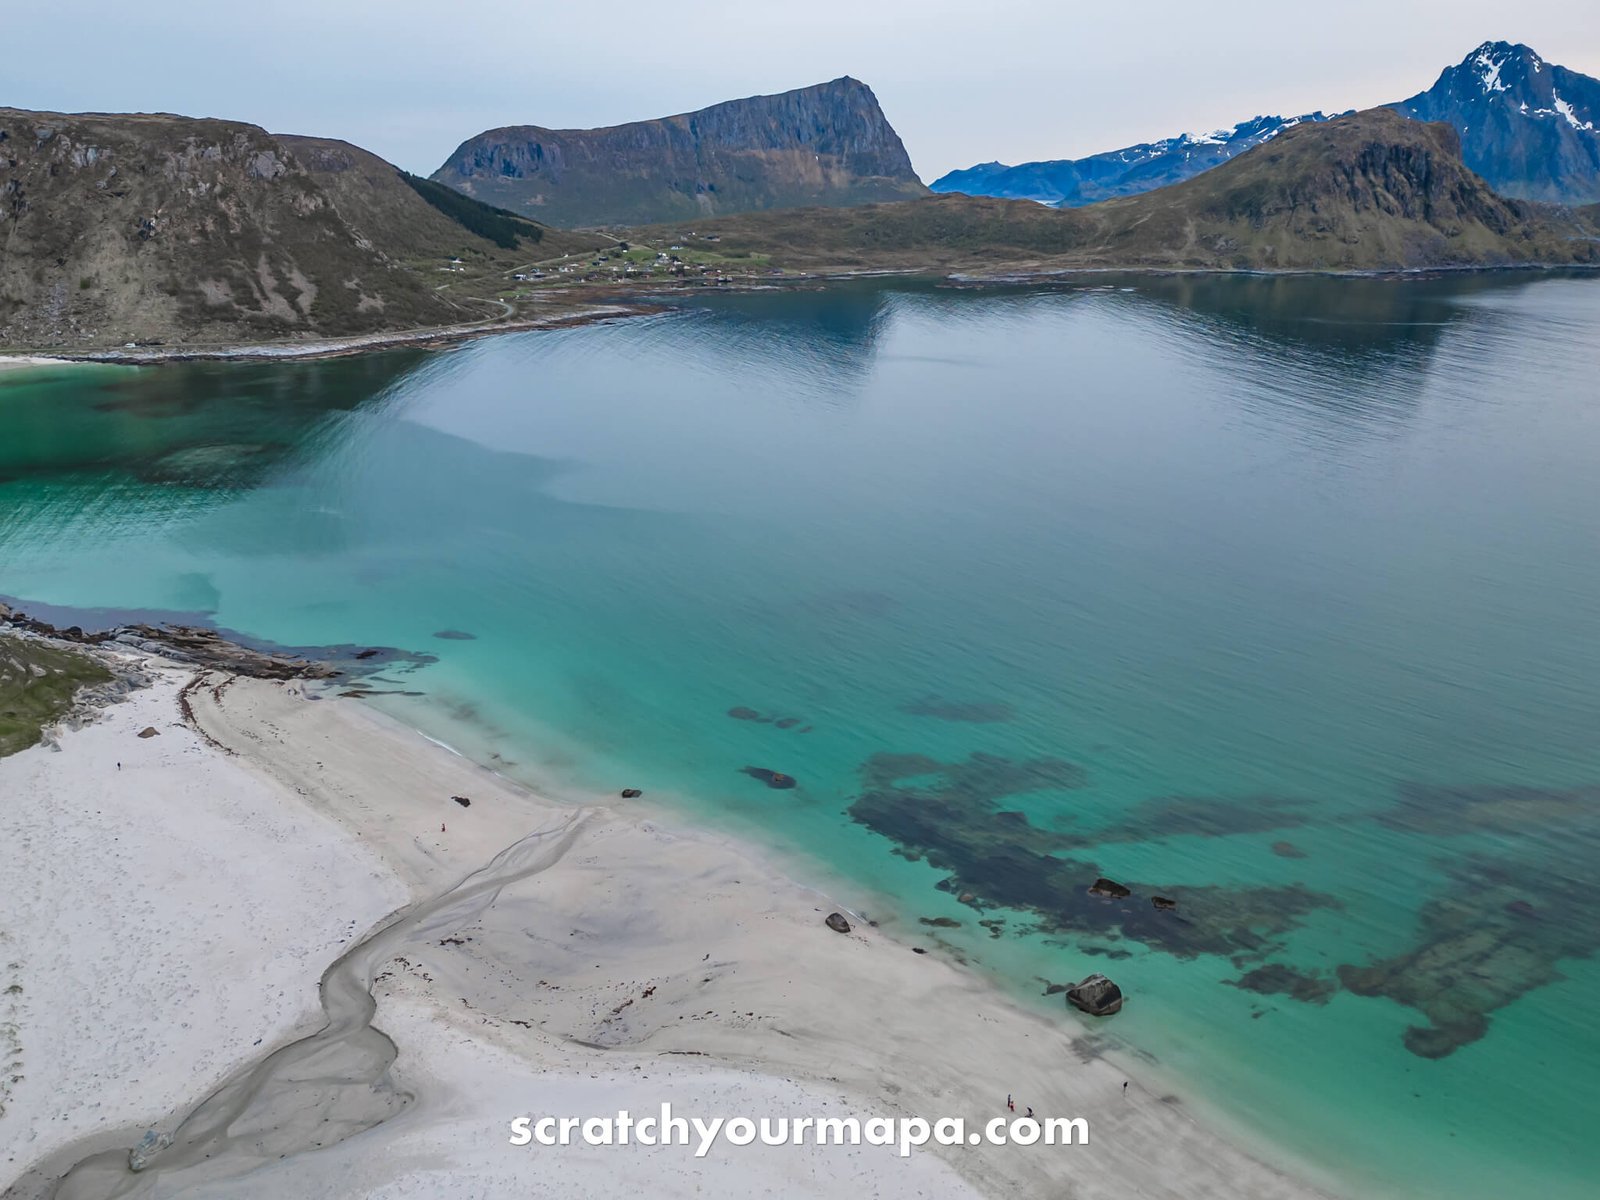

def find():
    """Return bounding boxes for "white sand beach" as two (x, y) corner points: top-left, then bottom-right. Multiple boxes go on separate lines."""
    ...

(1, 652), (1337, 1199)
(0, 357), (78, 372)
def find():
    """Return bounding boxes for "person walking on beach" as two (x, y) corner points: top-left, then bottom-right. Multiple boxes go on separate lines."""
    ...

(1007, 1094), (1014, 1113)
(1122, 1081), (1128, 1096)
(1025, 1106), (1034, 1119)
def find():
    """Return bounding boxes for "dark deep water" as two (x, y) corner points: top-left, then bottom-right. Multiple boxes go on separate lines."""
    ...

(4, 272), (1600, 1198)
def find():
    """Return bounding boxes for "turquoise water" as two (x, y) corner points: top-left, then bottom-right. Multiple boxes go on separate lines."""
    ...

(4, 274), (1600, 1197)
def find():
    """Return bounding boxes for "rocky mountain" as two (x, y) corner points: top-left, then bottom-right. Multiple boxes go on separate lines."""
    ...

(279, 134), (569, 257)
(636, 110), (1600, 273)
(0, 109), (575, 349)
(430, 77), (928, 228)
(1389, 41), (1600, 204)
(931, 112), (1346, 207)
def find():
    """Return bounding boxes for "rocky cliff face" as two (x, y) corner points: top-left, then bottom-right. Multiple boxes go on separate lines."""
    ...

(1390, 41), (1600, 204)
(932, 113), (1347, 207)
(0, 109), (474, 348)
(430, 77), (928, 227)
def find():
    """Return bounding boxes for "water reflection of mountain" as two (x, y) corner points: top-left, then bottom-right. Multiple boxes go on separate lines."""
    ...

(664, 284), (893, 402)
(1096, 271), (1584, 438)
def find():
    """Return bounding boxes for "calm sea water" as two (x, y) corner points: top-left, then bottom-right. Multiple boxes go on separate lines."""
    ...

(4, 274), (1599, 1198)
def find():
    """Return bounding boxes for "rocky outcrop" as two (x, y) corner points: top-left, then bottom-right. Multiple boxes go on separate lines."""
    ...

(1064, 973), (1123, 1016)
(825, 912), (851, 933)
(1088, 878), (1131, 899)
(431, 78), (928, 227)
(0, 109), (596, 350)
(0, 108), (476, 348)
(1391, 41), (1600, 204)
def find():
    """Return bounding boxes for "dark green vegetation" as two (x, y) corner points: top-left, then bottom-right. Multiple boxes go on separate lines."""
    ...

(0, 114), (604, 350)
(397, 171), (541, 249)
(431, 77), (928, 228)
(0, 634), (112, 757)
(274, 134), (590, 260)
(631, 111), (1600, 273)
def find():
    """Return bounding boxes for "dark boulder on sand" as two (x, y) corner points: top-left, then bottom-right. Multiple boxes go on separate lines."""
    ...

(452, 795), (471, 807)
(1088, 877), (1131, 899)
(136, 726), (160, 739)
(825, 912), (851, 933)
(1065, 973), (1124, 1016)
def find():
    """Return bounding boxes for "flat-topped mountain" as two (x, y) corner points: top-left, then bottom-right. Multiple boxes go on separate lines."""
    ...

(634, 110), (1600, 273)
(932, 113), (1347, 207)
(430, 77), (928, 228)
(1390, 41), (1600, 204)
(0, 109), (579, 349)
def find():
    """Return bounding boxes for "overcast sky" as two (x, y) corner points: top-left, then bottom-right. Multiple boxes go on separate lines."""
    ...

(7, 2), (1597, 181)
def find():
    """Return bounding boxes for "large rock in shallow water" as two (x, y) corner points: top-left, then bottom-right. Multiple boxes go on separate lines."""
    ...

(1065, 973), (1124, 1016)
(1087, 877), (1131, 899)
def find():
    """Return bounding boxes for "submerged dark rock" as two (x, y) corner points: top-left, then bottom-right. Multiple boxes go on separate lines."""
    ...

(1152, 895), (1177, 911)
(432, 630), (476, 641)
(1065, 973), (1124, 1016)
(1088, 878), (1131, 900)
(1228, 963), (1336, 1005)
(729, 706), (808, 730)
(741, 767), (797, 790)
(848, 750), (1339, 963)
(1271, 840), (1308, 859)
(1336, 843), (1600, 1059)
(899, 694), (1017, 724)
(620, 788), (643, 799)
(825, 912), (851, 934)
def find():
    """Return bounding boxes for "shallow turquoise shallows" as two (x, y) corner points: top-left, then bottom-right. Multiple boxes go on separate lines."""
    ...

(5, 273), (1600, 1199)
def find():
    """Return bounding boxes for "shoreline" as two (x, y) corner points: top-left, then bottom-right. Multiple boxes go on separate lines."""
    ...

(0, 302), (655, 369)
(2, 639), (1343, 1199)
(4, 263), (1597, 371)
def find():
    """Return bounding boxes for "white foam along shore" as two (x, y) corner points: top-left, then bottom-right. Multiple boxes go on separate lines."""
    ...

(1, 648), (1341, 1200)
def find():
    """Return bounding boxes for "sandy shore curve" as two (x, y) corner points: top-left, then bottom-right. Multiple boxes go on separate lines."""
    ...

(2, 653), (1338, 1199)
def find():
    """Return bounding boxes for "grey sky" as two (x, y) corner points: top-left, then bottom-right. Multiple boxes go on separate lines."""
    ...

(7, 1), (1597, 181)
